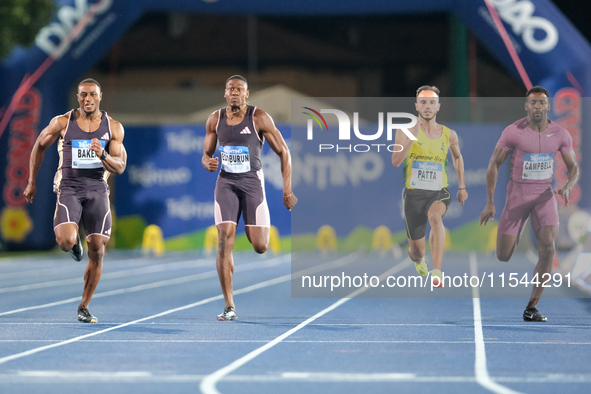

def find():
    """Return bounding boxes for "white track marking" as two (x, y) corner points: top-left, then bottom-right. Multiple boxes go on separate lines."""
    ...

(1, 371), (590, 384)
(199, 257), (413, 394)
(470, 252), (523, 394)
(0, 253), (360, 365)
(0, 254), (290, 317)
(0, 257), (216, 293)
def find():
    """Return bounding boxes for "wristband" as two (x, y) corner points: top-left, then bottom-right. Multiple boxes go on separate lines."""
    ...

(283, 193), (292, 199)
(458, 187), (465, 190)
(100, 150), (108, 160)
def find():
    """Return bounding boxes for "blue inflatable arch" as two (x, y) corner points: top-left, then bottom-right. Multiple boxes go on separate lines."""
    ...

(1, 0), (590, 249)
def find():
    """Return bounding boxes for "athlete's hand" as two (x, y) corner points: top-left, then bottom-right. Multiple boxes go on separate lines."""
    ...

(457, 189), (468, 205)
(555, 187), (571, 207)
(90, 138), (104, 158)
(283, 192), (298, 211)
(23, 183), (36, 203)
(479, 204), (495, 226)
(203, 157), (219, 172)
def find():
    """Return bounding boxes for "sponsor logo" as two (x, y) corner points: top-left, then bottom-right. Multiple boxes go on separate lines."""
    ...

(128, 163), (192, 187)
(35, 0), (115, 59)
(240, 127), (252, 134)
(100, 132), (109, 140)
(166, 129), (204, 154)
(488, 0), (559, 53)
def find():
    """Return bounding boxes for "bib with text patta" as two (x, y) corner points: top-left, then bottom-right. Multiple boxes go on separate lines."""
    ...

(72, 139), (105, 169)
(522, 153), (553, 180)
(410, 161), (443, 191)
(220, 146), (250, 173)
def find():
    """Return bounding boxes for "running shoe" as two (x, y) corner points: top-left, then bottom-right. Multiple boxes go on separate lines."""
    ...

(78, 307), (98, 323)
(414, 258), (428, 277)
(217, 306), (237, 321)
(69, 234), (83, 262)
(430, 269), (444, 288)
(523, 307), (547, 322)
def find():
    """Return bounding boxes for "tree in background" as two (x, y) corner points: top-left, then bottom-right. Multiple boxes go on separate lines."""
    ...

(0, 0), (55, 60)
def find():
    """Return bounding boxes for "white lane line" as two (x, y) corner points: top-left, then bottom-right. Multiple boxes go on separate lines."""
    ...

(1, 371), (591, 384)
(0, 255), (290, 317)
(3, 339), (591, 345)
(470, 252), (523, 394)
(0, 257), (216, 293)
(0, 253), (360, 365)
(199, 257), (413, 394)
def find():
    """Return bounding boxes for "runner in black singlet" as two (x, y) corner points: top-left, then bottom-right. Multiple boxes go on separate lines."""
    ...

(24, 79), (127, 323)
(203, 75), (297, 321)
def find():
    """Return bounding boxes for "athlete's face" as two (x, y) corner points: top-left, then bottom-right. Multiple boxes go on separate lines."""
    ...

(415, 90), (440, 121)
(525, 92), (550, 123)
(77, 83), (102, 115)
(224, 79), (249, 109)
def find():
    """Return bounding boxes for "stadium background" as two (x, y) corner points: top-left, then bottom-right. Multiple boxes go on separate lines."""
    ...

(0, 0), (589, 267)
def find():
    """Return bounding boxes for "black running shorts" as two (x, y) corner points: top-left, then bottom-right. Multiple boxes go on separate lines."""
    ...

(214, 171), (270, 227)
(54, 186), (112, 239)
(403, 187), (451, 240)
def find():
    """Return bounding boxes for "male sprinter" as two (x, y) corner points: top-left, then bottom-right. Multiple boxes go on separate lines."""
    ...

(203, 75), (297, 320)
(480, 86), (579, 322)
(24, 78), (127, 323)
(392, 85), (468, 285)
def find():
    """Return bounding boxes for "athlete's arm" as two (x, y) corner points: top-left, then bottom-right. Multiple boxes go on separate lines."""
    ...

(202, 111), (219, 172)
(479, 145), (510, 225)
(93, 119), (126, 175)
(555, 150), (579, 207)
(391, 125), (418, 167)
(255, 109), (298, 211)
(23, 114), (68, 203)
(449, 129), (468, 205)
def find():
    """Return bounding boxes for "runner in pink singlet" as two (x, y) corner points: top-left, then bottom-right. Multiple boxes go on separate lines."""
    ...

(480, 86), (579, 322)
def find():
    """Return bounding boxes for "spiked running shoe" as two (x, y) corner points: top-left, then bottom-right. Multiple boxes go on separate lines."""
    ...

(414, 258), (428, 277)
(523, 307), (547, 322)
(217, 306), (237, 321)
(78, 307), (98, 323)
(430, 270), (444, 288)
(69, 234), (83, 262)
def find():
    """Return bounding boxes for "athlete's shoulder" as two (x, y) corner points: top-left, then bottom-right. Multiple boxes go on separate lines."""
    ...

(547, 120), (568, 134)
(508, 117), (528, 131)
(51, 112), (71, 128)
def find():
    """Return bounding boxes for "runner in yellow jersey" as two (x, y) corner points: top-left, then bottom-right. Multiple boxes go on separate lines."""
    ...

(392, 86), (468, 285)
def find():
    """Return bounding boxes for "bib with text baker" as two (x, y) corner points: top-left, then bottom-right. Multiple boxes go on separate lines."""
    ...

(220, 146), (251, 173)
(72, 139), (105, 169)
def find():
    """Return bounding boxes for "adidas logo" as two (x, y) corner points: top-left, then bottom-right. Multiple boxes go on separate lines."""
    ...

(100, 132), (109, 140)
(240, 127), (252, 134)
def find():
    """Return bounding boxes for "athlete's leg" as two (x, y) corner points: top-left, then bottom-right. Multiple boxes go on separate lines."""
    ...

(55, 223), (79, 252)
(427, 201), (447, 271)
(245, 226), (269, 254)
(496, 233), (519, 262)
(408, 237), (426, 262)
(79, 234), (108, 309)
(526, 225), (556, 308)
(217, 222), (237, 309)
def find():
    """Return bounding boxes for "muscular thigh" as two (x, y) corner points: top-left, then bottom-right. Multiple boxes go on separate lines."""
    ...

(215, 176), (241, 225)
(54, 188), (83, 230)
(240, 173), (269, 228)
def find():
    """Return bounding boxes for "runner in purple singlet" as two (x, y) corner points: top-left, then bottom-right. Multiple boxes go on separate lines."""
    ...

(479, 86), (579, 322)
(24, 79), (127, 323)
(202, 75), (297, 321)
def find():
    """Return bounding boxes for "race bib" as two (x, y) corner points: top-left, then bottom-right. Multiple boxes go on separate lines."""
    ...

(522, 153), (553, 180)
(220, 146), (250, 173)
(410, 161), (443, 191)
(72, 139), (105, 169)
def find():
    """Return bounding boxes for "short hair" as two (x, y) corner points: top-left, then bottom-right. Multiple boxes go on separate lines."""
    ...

(226, 75), (248, 87)
(525, 86), (550, 98)
(78, 78), (101, 91)
(416, 85), (440, 97)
